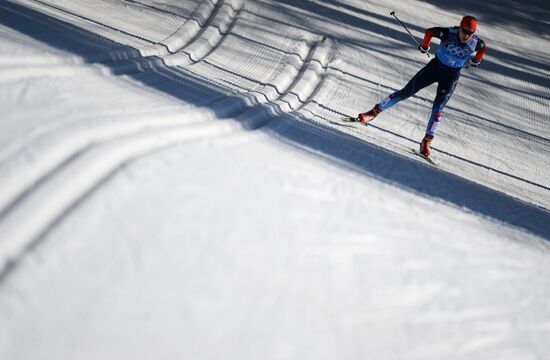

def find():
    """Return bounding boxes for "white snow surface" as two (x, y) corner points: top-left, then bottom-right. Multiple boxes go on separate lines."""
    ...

(1, 0), (550, 358)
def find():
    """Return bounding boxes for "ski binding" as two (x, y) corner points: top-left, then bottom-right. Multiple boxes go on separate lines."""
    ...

(412, 148), (440, 166)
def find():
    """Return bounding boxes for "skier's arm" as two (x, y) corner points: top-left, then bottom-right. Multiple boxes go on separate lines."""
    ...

(421, 27), (447, 49)
(468, 39), (488, 67)
(473, 39), (488, 62)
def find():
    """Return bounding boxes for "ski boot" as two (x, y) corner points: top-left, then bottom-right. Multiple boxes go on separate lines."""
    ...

(357, 104), (382, 124)
(419, 134), (434, 157)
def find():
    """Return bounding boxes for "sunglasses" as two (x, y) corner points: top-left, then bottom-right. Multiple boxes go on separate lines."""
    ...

(460, 27), (475, 35)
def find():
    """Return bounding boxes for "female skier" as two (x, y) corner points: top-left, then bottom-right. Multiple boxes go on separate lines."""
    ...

(354, 15), (488, 158)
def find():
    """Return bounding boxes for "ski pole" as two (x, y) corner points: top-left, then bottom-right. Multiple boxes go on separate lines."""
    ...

(390, 11), (430, 58)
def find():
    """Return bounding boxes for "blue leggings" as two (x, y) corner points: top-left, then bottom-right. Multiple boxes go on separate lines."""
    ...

(378, 57), (460, 136)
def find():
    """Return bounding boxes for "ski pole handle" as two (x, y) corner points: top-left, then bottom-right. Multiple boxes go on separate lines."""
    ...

(390, 11), (430, 58)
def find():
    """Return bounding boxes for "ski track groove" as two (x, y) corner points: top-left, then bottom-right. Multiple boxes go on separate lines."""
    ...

(165, 0), (226, 54)
(183, 3), (246, 64)
(0, 2), (336, 275)
(16, 0), (240, 71)
(23, 0), (158, 45)
(0, 0), (247, 164)
(0, 11), (328, 214)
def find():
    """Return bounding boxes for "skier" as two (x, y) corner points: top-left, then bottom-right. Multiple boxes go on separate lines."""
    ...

(353, 15), (488, 158)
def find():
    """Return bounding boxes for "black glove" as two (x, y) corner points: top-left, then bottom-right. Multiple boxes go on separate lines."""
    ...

(418, 45), (430, 54)
(468, 58), (481, 67)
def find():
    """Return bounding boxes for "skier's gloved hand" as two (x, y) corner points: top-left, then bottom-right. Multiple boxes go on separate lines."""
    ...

(468, 58), (481, 67)
(418, 45), (430, 54)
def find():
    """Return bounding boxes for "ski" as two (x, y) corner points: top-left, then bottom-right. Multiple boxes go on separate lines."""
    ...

(340, 116), (369, 126)
(340, 116), (359, 122)
(412, 148), (440, 166)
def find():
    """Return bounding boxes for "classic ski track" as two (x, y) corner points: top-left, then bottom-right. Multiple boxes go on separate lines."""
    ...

(0, 30), (330, 218)
(0, 0), (295, 166)
(0, 36), (332, 216)
(15, 0), (242, 71)
(0, 0), (244, 165)
(0, 0), (288, 165)
(0, 29), (334, 275)
(153, 0), (224, 55)
(162, 0), (228, 55)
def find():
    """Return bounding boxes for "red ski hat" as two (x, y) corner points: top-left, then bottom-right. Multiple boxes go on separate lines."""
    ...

(460, 16), (478, 31)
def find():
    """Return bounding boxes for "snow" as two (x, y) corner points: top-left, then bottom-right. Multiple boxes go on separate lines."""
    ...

(1, 0), (550, 358)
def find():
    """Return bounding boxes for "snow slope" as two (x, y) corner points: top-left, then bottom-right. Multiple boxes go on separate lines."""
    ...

(1, 0), (549, 358)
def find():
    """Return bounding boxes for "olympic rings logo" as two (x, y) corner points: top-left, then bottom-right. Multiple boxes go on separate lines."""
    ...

(446, 44), (470, 57)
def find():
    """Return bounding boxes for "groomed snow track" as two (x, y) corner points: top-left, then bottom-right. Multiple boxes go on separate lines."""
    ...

(0, 0), (338, 272)
(1, 0), (550, 358)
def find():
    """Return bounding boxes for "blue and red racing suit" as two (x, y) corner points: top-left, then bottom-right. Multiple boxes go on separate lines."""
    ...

(376, 26), (487, 136)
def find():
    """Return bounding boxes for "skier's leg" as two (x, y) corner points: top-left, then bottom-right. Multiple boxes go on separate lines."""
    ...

(378, 59), (438, 111)
(358, 59), (439, 123)
(357, 59), (440, 123)
(425, 74), (459, 136)
(420, 72), (459, 156)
